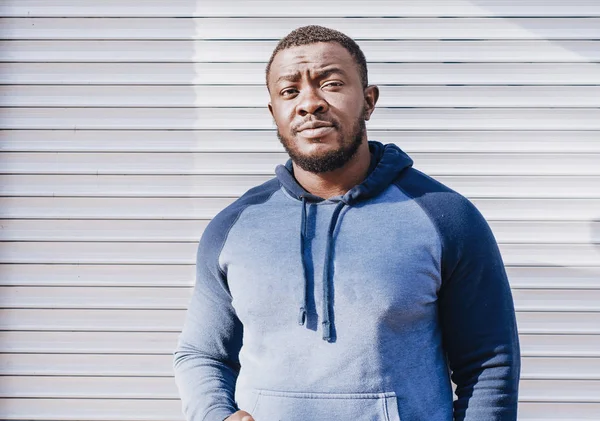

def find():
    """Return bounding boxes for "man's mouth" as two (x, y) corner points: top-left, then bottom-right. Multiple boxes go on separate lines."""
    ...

(297, 126), (336, 138)
(295, 120), (336, 138)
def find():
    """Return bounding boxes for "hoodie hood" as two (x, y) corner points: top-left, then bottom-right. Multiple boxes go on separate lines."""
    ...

(274, 141), (414, 341)
(275, 140), (414, 205)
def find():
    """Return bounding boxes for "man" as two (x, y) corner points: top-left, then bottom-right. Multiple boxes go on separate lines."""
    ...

(174, 25), (520, 421)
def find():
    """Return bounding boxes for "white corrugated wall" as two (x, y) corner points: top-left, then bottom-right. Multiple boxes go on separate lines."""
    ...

(1, 1), (599, 420)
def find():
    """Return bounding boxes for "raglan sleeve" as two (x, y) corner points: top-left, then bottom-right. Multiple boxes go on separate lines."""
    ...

(173, 217), (243, 421)
(437, 196), (521, 421)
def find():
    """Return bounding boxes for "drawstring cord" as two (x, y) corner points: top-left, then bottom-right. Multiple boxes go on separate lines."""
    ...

(298, 195), (348, 341)
(298, 196), (308, 326)
(321, 201), (346, 342)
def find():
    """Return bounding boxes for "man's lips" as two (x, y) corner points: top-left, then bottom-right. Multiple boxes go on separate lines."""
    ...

(297, 126), (336, 138)
(294, 121), (336, 138)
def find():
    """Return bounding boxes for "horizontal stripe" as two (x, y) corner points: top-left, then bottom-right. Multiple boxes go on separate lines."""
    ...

(0, 288), (193, 310)
(4, 108), (600, 130)
(0, 331), (181, 354)
(0, 399), (598, 420)
(523, 380), (600, 401)
(1, 151), (599, 176)
(517, 313), (600, 334)
(0, 309), (188, 331)
(0, 398), (180, 420)
(2, 197), (599, 220)
(3, 131), (600, 153)
(2, 376), (600, 402)
(2, 174), (599, 199)
(2, 309), (600, 334)
(0, 353), (174, 376)
(1, 354), (598, 380)
(4, 85), (600, 107)
(1, 287), (600, 311)
(2, 40), (599, 62)
(0, 242), (598, 266)
(522, 357), (600, 380)
(1, 331), (599, 357)
(518, 402), (600, 419)
(1, 265), (598, 289)
(0, 218), (598, 243)
(4, 63), (600, 85)
(0, 376), (178, 399)
(4, 0), (600, 18)
(0, 264), (195, 287)
(1, 219), (597, 243)
(2, 17), (600, 40)
(506, 267), (600, 289)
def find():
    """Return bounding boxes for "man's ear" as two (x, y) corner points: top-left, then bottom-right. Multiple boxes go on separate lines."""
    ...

(363, 85), (379, 121)
(268, 102), (274, 118)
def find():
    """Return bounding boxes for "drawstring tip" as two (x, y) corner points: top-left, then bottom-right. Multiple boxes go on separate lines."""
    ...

(298, 308), (307, 326)
(322, 320), (332, 342)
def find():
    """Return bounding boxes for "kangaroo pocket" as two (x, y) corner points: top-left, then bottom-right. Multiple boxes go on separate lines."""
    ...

(250, 389), (401, 421)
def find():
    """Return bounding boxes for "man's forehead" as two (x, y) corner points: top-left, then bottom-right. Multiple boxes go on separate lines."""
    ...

(270, 42), (354, 75)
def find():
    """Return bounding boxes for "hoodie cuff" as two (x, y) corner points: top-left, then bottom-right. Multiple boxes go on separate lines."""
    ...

(202, 406), (237, 421)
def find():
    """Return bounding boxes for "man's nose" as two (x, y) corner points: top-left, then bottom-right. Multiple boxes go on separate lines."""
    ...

(297, 87), (328, 116)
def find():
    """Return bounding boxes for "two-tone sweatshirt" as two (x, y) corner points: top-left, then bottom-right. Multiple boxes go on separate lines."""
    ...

(173, 140), (521, 421)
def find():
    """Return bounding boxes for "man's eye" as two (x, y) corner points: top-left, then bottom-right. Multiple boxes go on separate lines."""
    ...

(322, 81), (342, 88)
(281, 88), (298, 97)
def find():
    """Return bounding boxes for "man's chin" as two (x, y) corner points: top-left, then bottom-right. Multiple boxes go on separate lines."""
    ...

(295, 130), (339, 145)
(288, 147), (356, 174)
(277, 129), (363, 173)
(298, 140), (339, 155)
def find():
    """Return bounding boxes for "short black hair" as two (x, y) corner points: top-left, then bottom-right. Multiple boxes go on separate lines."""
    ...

(265, 25), (368, 90)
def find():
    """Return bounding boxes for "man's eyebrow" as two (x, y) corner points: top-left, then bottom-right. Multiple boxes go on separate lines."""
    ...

(276, 73), (301, 84)
(313, 67), (347, 79)
(275, 67), (347, 85)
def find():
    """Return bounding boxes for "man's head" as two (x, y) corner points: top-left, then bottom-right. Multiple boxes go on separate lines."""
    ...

(266, 26), (378, 174)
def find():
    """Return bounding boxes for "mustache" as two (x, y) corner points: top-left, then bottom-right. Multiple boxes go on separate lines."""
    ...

(291, 117), (339, 134)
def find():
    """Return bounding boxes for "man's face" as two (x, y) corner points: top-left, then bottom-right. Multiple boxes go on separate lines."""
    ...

(267, 42), (378, 173)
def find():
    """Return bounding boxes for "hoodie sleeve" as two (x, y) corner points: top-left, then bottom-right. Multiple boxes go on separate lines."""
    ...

(173, 178), (280, 421)
(396, 169), (520, 420)
(436, 195), (520, 420)
(173, 217), (243, 421)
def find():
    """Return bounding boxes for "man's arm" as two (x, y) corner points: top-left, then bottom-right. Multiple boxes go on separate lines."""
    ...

(437, 197), (521, 420)
(395, 167), (520, 419)
(173, 228), (243, 421)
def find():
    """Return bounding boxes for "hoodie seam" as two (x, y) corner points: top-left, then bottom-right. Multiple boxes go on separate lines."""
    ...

(391, 181), (444, 287)
(216, 184), (281, 279)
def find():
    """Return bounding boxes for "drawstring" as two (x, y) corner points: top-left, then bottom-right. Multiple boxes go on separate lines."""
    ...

(321, 201), (346, 342)
(298, 196), (346, 342)
(280, 141), (414, 343)
(298, 196), (308, 326)
(298, 196), (348, 341)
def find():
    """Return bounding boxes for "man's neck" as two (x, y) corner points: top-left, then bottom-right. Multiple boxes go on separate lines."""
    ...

(291, 141), (371, 199)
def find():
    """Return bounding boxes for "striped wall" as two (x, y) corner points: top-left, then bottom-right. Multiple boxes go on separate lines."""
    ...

(1, 1), (600, 420)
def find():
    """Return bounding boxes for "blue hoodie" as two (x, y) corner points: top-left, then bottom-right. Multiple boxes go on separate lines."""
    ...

(173, 141), (520, 421)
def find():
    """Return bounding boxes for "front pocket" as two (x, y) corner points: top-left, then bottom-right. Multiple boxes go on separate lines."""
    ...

(251, 389), (401, 421)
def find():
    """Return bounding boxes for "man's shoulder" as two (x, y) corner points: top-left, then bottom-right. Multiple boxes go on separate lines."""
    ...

(201, 176), (281, 243)
(394, 167), (472, 211)
(393, 167), (489, 242)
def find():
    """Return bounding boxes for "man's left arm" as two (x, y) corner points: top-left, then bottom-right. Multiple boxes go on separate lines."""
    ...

(437, 198), (521, 421)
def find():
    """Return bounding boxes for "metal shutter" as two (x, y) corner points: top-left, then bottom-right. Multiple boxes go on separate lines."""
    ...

(1, 1), (599, 419)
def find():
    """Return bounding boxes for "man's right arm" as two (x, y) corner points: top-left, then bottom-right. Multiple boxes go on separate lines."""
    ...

(173, 226), (243, 421)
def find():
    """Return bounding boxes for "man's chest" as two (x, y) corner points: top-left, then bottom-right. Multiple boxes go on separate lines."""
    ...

(221, 199), (442, 329)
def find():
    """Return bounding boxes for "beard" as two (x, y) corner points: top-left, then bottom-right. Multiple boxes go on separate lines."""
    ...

(277, 115), (366, 174)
